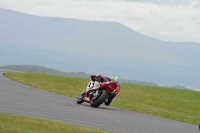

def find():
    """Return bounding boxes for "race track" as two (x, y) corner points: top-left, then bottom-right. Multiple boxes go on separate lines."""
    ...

(0, 70), (199, 133)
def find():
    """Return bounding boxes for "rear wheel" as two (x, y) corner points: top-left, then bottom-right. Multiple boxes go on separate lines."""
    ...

(90, 90), (108, 108)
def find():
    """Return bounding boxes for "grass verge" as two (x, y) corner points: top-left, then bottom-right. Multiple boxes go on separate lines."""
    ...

(5, 72), (200, 124)
(0, 112), (107, 133)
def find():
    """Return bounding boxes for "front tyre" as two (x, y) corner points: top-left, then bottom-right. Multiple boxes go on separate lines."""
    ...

(90, 90), (108, 108)
(76, 92), (84, 104)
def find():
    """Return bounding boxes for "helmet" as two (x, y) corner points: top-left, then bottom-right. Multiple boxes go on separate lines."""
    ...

(90, 75), (96, 81)
(112, 76), (119, 82)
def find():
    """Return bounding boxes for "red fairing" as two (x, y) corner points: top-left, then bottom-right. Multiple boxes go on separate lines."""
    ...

(83, 90), (91, 103)
(100, 81), (119, 93)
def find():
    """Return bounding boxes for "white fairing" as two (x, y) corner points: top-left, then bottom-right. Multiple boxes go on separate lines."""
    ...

(93, 81), (100, 89)
(86, 81), (94, 91)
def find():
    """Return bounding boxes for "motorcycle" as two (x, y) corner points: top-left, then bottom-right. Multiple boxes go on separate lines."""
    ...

(76, 80), (118, 108)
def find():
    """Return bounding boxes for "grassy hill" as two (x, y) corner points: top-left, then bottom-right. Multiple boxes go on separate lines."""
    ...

(4, 72), (200, 124)
(0, 65), (159, 86)
(1, 65), (193, 90)
(0, 65), (91, 78)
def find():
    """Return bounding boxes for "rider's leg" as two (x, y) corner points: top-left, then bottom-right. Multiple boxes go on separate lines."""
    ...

(105, 94), (116, 106)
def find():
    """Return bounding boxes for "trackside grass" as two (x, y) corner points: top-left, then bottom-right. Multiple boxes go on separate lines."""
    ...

(5, 72), (200, 124)
(0, 112), (107, 133)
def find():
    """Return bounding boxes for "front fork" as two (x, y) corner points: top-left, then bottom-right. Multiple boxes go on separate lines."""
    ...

(95, 89), (99, 97)
(89, 89), (100, 101)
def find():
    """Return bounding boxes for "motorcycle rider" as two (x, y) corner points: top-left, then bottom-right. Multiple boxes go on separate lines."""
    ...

(91, 74), (121, 106)
(104, 76), (121, 106)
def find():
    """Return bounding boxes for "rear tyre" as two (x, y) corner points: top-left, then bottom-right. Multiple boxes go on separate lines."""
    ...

(90, 90), (108, 108)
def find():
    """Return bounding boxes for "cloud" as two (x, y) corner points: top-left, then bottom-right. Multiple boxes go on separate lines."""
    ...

(0, 0), (200, 42)
(122, 0), (191, 5)
(194, 2), (200, 9)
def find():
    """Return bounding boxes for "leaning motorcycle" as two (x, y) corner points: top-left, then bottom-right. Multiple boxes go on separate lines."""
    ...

(76, 81), (117, 108)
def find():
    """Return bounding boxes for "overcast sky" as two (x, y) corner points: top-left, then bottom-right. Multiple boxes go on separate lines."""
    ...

(1, 0), (200, 43)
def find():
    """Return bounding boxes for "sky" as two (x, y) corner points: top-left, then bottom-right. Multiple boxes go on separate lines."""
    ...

(0, 0), (200, 43)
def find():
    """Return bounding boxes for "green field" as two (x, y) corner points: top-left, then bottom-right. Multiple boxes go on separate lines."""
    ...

(4, 72), (200, 124)
(0, 112), (107, 133)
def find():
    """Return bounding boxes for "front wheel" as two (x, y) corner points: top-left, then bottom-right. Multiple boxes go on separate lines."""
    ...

(90, 90), (108, 108)
(76, 92), (85, 104)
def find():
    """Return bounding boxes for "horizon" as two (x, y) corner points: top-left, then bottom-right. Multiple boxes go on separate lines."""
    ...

(0, 65), (199, 92)
(0, 64), (200, 92)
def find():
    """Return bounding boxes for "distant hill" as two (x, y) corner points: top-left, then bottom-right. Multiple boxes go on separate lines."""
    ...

(0, 8), (199, 91)
(166, 85), (189, 90)
(120, 79), (158, 87)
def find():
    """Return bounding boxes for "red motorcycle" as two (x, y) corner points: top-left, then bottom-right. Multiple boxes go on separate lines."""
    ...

(76, 80), (119, 108)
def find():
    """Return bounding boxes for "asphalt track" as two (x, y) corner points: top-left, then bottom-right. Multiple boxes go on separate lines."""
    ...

(0, 70), (199, 133)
